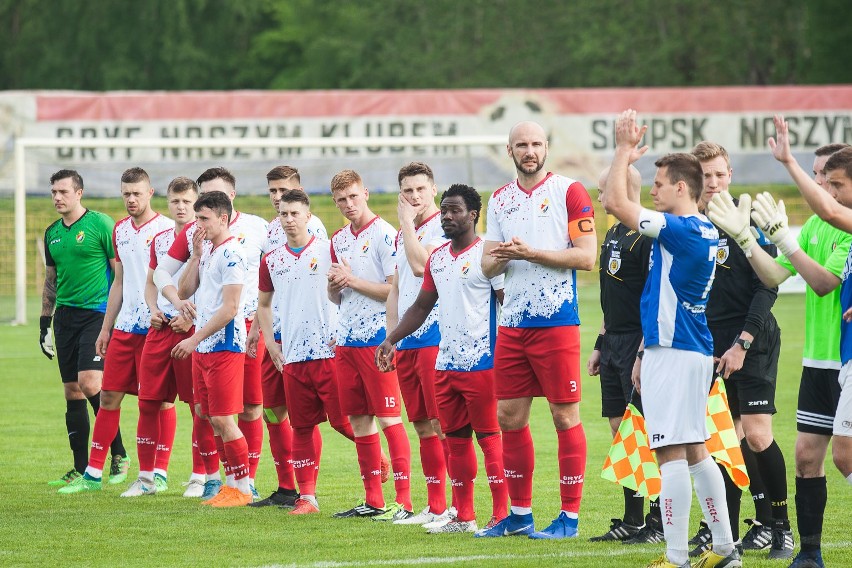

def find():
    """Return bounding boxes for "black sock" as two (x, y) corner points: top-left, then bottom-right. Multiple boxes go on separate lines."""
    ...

(753, 440), (789, 523)
(718, 460), (742, 541)
(741, 438), (773, 524)
(796, 476), (826, 552)
(88, 392), (126, 458)
(648, 498), (661, 523)
(65, 399), (90, 473)
(622, 486), (644, 526)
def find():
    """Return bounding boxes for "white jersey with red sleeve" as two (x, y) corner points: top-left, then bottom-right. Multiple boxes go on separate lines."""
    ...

(483, 172), (594, 328)
(113, 214), (174, 334)
(330, 216), (396, 347)
(149, 227), (187, 318)
(396, 211), (446, 350)
(259, 236), (337, 363)
(422, 238), (504, 372)
(266, 215), (328, 340)
(166, 220), (203, 263)
(229, 212), (270, 320)
(195, 237), (247, 354)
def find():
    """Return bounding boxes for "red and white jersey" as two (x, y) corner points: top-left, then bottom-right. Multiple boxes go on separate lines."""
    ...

(395, 211), (446, 350)
(148, 227), (190, 318)
(330, 216), (396, 347)
(195, 237), (247, 354)
(422, 238), (503, 371)
(266, 215), (328, 340)
(484, 172), (593, 328)
(113, 214), (174, 334)
(259, 236), (337, 363)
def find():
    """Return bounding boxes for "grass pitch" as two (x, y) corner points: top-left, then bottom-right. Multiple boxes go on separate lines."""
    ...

(1, 289), (850, 567)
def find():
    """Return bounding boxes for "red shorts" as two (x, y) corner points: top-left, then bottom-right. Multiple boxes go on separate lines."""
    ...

(336, 346), (402, 417)
(103, 330), (146, 395)
(194, 351), (245, 417)
(284, 359), (347, 429)
(138, 325), (194, 403)
(435, 369), (500, 435)
(261, 342), (286, 409)
(243, 319), (264, 406)
(494, 326), (581, 403)
(396, 346), (439, 422)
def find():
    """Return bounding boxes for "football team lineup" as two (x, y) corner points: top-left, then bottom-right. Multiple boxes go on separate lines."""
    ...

(27, 112), (852, 568)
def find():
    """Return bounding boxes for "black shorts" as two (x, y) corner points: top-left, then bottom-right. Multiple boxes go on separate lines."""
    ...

(711, 320), (780, 416)
(53, 306), (105, 383)
(599, 330), (643, 417)
(797, 366), (841, 435)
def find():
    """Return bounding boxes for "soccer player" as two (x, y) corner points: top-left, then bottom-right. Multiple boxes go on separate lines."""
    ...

(249, 165), (328, 508)
(690, 141), (792, 560)
(327, 169), (412, 519)
(477, 121), (596, 539)
(256, 188), (355, 515)
(171, 190), (252, 507)
(383, 162), (451, 525)
(708, 119), (852, 568)
(42, 169), (128, 486)
(160, 167), (269, 500)
(602, 110), (738, 568)
(587, 165), (656, 543)
(376, 183), (507, 534)
(123, 176), (199, 497)
(59, 167), (174, 494)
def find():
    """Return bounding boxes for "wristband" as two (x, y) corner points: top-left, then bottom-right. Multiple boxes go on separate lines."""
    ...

(40, 315), (52, 330)
(594, 334), (604, 351)
(777, 234), (800, 258)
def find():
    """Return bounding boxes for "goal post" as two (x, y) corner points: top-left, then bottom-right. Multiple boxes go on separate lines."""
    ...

(13, 134), (506, 325)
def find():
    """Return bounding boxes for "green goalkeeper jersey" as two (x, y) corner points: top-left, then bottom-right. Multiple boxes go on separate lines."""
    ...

(44, 209), (115, 312)
(776, 214), (852, 369)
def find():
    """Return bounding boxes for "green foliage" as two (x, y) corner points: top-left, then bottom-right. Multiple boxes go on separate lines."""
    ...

(0, 0), (843, 90)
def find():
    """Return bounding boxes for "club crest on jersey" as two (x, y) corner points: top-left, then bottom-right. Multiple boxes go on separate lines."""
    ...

(608, 257), (621, 274)
(361, 240), (371, 254)
(75, 231), (85, 243)
(716, 245), (729, 264)
(538, 198), (550, 216)
(146, 235), (154, 247)
(237, 233), (246, 245)
(461, 260), (471, 277)
(309, 257), (318, 272)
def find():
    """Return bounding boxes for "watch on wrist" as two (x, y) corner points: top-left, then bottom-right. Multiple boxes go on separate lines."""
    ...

(735, 338), (751, 350)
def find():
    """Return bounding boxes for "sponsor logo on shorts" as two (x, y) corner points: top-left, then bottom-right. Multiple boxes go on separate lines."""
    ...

(843, 420), (852, 429)
(652, 433), (665, 443)
(748, 400), (769, 406)
(93, 356), (102, 362)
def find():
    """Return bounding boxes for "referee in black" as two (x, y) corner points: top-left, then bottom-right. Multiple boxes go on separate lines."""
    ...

(690, 142), (793, 560)
(587, 165), (660, 544)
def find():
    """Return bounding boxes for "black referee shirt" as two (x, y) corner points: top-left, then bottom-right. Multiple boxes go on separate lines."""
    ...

(599, 222), (651, 334)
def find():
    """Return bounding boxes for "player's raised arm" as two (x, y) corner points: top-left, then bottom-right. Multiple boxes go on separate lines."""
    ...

(600, 110), (649, 230)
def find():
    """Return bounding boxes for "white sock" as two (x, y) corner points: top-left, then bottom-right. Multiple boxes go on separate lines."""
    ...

(846, 472), (852, 486)
(690, 457), (734, 555)
(562, 511), (579, 519)
(206, 472), (222, 482)
(510, 506), (532, 516)
(139, 470), (154, 481)
(301, 494), (318, 507)
(189, 472), (205, 482)
(660, 459), (691, 566)
(153, 468), (167, 478)
(85, 466), (103, 479)
(236, 476), (251, 495)
(226, 474), (236, 488)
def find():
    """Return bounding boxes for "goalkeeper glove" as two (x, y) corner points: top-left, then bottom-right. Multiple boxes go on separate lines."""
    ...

(40, 315), (55, 359)
(707, 192), (757, 255)
(751, 192), (800, 257)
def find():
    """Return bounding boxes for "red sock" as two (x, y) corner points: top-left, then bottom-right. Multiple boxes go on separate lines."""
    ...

(332, 420), (355, 441)
(557, 423), (586, 514)
(136, 400), (160, 473)
(420, 435), (447, 514)
(383, 423), (412, 510)
(188, 405), (205, 475)
(223, 437), (249, 481)
(238, 417), (264, 479)
(447, 436), (477, 522)
(292, 426), (317, 496)
(154, 405), (176, 473)
(313, 425), (323, 485)
(441, 437), (456, 510)
(354, 433), (384, 508)
(196, 415), (219, 474)
(478, 434), (508, 519)
(502, 425), (534, 508)
(214, 434), (228, 472)
(266, 418), (295, 490)
(89, 408), (121, 471)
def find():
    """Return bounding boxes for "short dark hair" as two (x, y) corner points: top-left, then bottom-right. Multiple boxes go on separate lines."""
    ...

(196, 167), (236, 191)
(654, 153), (704, 202)
(50, 169), (83, 190)
(398, 162), (434, 186)
(194, 190), (233, 222)
(279, 188), (311, 208)
(441, 183), (482, 224)
(167, 176), (198, 195)
(815, 143), (850, 157)
(267, 166), (301, 184)
(824, 147), (852, 180)
(120, 167), (150, 184)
